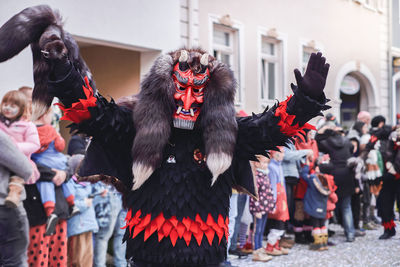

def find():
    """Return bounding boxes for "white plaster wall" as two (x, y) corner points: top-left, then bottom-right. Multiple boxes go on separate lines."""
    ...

(197, 0), (389, 119)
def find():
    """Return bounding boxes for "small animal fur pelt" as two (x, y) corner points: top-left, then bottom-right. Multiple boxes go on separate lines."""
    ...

(0, 5), (95, 120)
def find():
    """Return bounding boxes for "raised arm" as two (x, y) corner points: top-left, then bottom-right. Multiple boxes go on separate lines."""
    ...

(236, 53), (330, 160)
(44, 56), (134, 145)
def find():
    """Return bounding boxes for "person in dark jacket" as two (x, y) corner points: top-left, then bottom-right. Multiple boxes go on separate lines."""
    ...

(375, 122), (400, 239)
(301, 163), (330, 251)
(0, 130), (32, 267)
(316, 125), (356, 242)
(68, 133), (89, 156)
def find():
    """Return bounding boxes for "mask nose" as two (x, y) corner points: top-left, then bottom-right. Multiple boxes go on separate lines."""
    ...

(182, 86), (196, 111)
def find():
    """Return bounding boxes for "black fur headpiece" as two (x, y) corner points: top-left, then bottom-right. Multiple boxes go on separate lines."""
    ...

(130, 49), (238, 189)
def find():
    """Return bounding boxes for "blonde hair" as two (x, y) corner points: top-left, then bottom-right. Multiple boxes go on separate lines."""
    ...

(18, 86), (33, 96)
(1, 90), (27, 119)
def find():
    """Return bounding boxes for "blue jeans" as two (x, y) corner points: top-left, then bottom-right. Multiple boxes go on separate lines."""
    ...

(229, 194), (247, 250)
(0, 206), (29, 267)
(227, 193), (238, 255)
(254, 214), (268, 250)
(93, 193), (127, 267)
(36, 181), (74, 203)
(338, 195), (355, 239)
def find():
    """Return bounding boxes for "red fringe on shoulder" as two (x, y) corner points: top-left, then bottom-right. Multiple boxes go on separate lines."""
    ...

(56, 76), (97, 123)
(275, 96), (316, 139)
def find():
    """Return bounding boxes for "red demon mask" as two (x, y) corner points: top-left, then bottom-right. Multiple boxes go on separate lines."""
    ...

(172, 51), (210, 130)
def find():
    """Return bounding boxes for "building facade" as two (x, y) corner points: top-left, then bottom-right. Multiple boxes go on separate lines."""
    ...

(195, 0), (390, 128)
(0, 0), (393, 131)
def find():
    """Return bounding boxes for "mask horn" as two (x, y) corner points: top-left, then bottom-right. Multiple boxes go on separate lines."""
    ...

(200, 53), (209, 73)
(179, 50), (189, 71)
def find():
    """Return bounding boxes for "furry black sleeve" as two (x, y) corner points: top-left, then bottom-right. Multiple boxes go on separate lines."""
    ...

(48, 63), (134, 144)
(69, 95), (135, 145)
(71, 95), (135, 194)
(235, 85), (330, 161)
(286, 84), (330, 126)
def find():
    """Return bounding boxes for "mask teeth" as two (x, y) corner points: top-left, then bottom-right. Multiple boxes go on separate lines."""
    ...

(173, 118), (195, 130)
(176, 106), (182, 115)
(190, 108), (194, 117)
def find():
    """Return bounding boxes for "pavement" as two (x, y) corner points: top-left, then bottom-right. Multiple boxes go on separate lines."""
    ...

(228, 222), (400, 267)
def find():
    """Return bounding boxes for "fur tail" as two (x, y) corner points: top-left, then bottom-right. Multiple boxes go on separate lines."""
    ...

(0, 5), (61, 62)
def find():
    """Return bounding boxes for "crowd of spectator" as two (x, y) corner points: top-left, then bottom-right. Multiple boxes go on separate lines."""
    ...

(224, 110), (400, 266)
(1, 85), (399, 267)
(0, 87), (127, 267)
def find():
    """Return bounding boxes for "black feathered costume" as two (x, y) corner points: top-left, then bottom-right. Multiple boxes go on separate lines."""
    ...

(0, 6), (331, 266)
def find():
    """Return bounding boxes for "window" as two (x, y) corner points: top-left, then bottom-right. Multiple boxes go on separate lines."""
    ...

(353, 0), (379, 11)
(212, 23), (241, 103)
(302, 45), (318, 74)
(260, 37), (282, 101)
(376, 0), (384, 12)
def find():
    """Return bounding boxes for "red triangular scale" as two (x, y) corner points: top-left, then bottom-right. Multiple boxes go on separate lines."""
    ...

(190, 221), (199, 234)
(158, 231), (165, 242)
(161, 221), (173, 236)
(169, 216), (178, 227)
(154, 213), (165, 231)
(193, 230), (204, 246)
(182, 217), (191, 230)
(170, 229), (178, 247)
(204, 228), (215, 246)
(183, 231), (192, 246)
(176, 222), (186, 238)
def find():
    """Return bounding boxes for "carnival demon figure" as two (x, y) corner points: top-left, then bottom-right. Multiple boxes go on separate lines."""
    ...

(0, 6), (330, 267)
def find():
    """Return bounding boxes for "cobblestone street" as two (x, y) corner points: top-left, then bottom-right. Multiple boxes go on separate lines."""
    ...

(229, 223), (400, 267)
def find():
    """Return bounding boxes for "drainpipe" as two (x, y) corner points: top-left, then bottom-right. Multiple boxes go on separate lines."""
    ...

(187, 0), (193, 47)
(389, 0), (394, 124)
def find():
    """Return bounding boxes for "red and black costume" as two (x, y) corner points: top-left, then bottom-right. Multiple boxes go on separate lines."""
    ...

(45, 51), (329, 266)
(0, 6), (330, 266)
(373, 124), (400, 239)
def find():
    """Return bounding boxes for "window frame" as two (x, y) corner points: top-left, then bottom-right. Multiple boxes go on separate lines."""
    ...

(298, 38), (324, 75)
(257, 27), (287, 110)
(260, 37), (280, 101)
(209, 14), (245, 108)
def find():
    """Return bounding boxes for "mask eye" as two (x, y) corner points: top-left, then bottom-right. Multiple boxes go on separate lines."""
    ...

(177, 85), (186, 92)
(193, 88), (203, 93)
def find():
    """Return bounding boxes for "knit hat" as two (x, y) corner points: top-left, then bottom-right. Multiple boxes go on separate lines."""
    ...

(68, 154), (84, 175)
(353, 121), (366, 137)
(371, 115), (385, 128)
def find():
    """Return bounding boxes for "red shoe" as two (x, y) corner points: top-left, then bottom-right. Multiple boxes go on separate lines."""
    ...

(265, 243), (282, 256)
(241, 242), (253, 253)
(274, 241), (289, 255)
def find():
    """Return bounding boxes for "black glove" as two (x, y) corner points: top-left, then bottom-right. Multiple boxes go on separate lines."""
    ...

(293, 52), (330, 99)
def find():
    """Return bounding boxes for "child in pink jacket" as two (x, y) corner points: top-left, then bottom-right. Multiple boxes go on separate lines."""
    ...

(0, 90), (40, 207)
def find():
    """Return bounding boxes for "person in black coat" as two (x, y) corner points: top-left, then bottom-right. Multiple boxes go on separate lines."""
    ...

(67, 133), (89, 156)
(315, 125), (356, 242)
(371, 116), (400, 239)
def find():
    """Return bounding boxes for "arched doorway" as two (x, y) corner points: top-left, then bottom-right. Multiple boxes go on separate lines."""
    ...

(391, 71), (400, 125)
(339, 73), (369, 129)
(335, 61), (379, 129)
